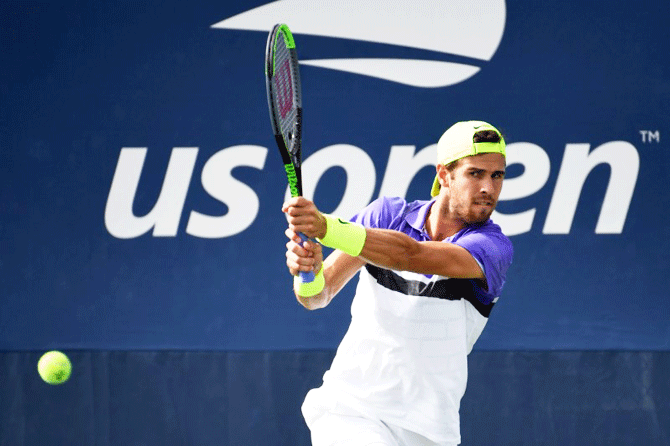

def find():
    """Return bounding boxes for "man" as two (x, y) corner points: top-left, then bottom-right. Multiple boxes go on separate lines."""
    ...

(283, 121), (514, 446)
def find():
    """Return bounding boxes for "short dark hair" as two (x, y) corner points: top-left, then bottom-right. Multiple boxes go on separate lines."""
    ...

(473, 130), (501, 144)
(446, 130), (502, 173)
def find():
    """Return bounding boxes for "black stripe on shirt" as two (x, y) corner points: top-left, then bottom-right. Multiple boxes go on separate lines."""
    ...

(365, 265), (494, 318)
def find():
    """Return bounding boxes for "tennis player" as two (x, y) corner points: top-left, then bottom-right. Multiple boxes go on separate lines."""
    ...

(283, 121), (514, 446)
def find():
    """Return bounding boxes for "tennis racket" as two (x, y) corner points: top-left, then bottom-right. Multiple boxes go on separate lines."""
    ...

(265, 23), (314, 283)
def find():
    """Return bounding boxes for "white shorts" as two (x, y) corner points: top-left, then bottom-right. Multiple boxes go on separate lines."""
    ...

(303, 389), (458, 446)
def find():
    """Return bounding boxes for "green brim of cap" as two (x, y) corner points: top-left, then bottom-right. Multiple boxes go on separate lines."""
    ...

(430, 175), (441, 197)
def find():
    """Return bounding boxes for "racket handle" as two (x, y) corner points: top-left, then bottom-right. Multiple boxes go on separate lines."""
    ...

(297, 232), (316, 283)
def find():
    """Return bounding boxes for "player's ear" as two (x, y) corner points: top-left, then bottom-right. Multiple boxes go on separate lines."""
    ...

(436, 164), (450, 191)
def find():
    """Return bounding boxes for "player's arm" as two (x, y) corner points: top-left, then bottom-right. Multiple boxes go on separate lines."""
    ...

(285, 229), (365, 310)
(359, 229), (484, 279)
(283, 197), (483, 281)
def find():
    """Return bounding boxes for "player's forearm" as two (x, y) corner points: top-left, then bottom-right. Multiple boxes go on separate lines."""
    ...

(359, 228), (419, 271)
(316, 216), (420, 272)
(360, 229), (483, 278)
(317, 217), (483, 278)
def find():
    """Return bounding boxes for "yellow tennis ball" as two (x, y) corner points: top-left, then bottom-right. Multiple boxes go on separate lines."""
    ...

(37, 351), (72, 385)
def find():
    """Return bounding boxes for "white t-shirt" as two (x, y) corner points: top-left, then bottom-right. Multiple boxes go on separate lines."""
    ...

(302, 197), (514, 444)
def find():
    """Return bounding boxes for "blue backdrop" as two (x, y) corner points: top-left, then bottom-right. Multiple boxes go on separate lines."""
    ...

(2, 0), (668, 352)
(1, 0), (669, 444)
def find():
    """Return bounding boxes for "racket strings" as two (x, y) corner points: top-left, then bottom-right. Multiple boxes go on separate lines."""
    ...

(272, 33), (299, 150)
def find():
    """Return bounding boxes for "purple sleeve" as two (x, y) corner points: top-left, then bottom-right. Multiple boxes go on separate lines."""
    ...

(454, 227), (513, 299)
(349, 197), (406, 229)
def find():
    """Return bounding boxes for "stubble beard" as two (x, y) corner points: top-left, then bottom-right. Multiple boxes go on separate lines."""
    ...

(454, 200), (495, 226)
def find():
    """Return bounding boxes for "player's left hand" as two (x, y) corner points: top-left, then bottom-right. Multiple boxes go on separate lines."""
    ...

(285, 228), (323, 276)
(282, 197), (327, 239)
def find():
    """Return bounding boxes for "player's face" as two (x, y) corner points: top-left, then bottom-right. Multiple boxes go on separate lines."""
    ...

(448, 153), (506, 224)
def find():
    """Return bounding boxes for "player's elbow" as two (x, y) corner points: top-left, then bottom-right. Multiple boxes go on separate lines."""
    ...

(296, 293), (328, 310)
(296, 294), (316, 310)
(298, 297), (318, 310)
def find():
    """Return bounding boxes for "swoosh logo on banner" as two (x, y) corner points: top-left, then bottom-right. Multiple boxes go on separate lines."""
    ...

(211, 0), (506, 88)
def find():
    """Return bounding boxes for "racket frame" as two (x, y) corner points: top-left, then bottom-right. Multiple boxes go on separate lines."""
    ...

(265, 24), (315, 283)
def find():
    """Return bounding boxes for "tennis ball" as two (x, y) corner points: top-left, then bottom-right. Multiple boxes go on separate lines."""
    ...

(37, 351), (72, 385)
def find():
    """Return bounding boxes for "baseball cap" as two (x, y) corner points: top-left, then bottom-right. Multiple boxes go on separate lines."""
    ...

(430, 120), (506, 197)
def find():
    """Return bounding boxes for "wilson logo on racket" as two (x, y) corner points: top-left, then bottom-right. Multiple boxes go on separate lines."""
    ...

(284, 163), (300, 196)
(212, 0), (506, 88)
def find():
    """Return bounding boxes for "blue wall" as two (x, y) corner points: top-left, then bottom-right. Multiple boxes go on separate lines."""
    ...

(1, 0), (669, 444)
(1, 351), (669, 445)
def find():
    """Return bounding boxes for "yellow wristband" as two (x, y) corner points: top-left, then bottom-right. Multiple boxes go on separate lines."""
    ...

(317, 214), (367, 257)
(294, 266), (325, 297)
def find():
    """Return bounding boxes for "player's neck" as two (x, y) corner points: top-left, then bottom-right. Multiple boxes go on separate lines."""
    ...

(425, 197), (466, 241)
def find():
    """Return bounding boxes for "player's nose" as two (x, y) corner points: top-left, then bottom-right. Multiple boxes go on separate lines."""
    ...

(479, 177), (494, 194)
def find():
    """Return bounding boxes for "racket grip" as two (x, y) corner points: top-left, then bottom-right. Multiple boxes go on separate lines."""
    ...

(297, 232), (316, 283)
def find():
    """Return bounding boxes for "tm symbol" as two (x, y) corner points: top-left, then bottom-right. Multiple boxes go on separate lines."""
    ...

(640, 130), (660, 143)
